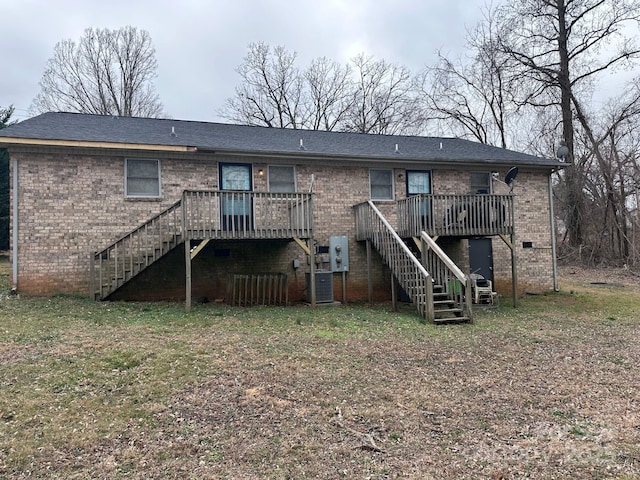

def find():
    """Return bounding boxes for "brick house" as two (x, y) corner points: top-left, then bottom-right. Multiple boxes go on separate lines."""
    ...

(0, 112), (564, 322)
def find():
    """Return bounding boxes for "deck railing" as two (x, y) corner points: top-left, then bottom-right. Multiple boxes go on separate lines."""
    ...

(90, 199), (183, 300)
(182, 190), (313, 240)
(91, 190), (313, 300)
(397, 194), (514, 238)
(354, 201), (434, 321)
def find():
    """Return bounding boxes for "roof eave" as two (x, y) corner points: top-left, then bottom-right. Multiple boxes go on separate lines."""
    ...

(200, 146), (565, 169)
(0, 137), (197, 153)
(0, 136), (566, 169)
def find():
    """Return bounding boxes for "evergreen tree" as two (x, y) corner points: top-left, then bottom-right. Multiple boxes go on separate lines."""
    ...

(0, 105), (16, 251)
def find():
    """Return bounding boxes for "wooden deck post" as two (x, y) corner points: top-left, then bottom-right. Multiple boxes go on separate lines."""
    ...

(366, 239), (373, 306)
(510, 194), (518, 308)
(309, 238), (316, 308)
(391, 272), (398, 312)
(89, 252), (95, 300)
(185, 238), (192, 312)
(342, 271), (347, 304)
(511, 234), (518, 308)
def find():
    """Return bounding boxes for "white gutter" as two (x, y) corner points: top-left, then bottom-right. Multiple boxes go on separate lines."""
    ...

(12, 157), (18, 290)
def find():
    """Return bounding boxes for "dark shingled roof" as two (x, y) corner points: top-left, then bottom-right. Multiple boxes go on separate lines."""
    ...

(0, 112), (564, 168)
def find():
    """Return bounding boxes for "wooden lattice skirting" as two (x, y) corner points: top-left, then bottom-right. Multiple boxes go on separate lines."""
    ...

(226, 273), (289, 306)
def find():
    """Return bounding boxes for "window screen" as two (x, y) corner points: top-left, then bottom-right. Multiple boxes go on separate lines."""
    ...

(269, 166), (296, 192)
(470, 172), (491, 194)
(370, 169), (393, 200)
(126, 159), (160, 197)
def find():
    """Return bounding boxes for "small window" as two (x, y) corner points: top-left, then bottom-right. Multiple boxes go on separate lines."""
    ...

(269, 165), (296, 193)
(126, 159), (160, 197)
(470, 172), (491, 194)
(370, 169), (394, 200)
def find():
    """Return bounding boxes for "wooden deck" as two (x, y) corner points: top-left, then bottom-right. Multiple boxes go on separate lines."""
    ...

(396, 194), (514, 238)
(183, 190), (313, 240)
(91, 190), (313, 300)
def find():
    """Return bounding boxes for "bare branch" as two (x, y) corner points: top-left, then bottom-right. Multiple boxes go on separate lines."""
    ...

(31, 26), (164, 118)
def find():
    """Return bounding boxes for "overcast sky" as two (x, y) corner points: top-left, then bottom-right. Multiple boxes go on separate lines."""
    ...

(1, 0), (489, 123)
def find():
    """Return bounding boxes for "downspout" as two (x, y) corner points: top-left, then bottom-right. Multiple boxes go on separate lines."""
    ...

(549, 172), (559, 291)
(12, 157), (18, 291)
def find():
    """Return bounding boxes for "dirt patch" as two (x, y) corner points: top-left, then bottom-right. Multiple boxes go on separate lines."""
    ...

(145, 332), (640, 479)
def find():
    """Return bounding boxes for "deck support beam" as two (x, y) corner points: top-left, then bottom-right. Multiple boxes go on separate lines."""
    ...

(293, 237), (315, 307)
(190, 239), (210, 260)
(366, 239), (373, 306)
(185, 239), (192, 312)
(391, 272), (398, 312)
(412, 234), (439, 254)
(293, 237), (311, 255)
(499, 232), (518, 308)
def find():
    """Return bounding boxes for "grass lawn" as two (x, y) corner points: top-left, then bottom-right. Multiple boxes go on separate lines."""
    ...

(1, 256), (639, 479)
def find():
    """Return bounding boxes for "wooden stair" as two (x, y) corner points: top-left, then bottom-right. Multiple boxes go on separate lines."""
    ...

(90, 200), (184, 300)
(354, 201), (472, 324)
(432, 288), (467, 323)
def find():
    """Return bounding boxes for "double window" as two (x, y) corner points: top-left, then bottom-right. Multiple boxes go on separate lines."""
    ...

(125, 159), (161, 197)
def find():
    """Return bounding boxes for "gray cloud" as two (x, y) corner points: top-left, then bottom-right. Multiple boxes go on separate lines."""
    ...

(0, 0), (486, 122)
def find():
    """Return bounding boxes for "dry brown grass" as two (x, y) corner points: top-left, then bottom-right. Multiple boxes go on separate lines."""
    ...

(1, 262), (640, 479)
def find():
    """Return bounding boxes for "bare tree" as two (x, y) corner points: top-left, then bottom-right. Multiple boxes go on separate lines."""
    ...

(304, 57), (355, 131)
(571, 84), (640, 264)
(221, 45), (423, 135)
(420, 6), (520, 148)
(220, 42), (306, 128)
(416, 0), (640, 265)
(0, 106), (16, 129)
(31, 26), (164, 117)
(498, 0), (640, 247)
(345, 54), (424, 135)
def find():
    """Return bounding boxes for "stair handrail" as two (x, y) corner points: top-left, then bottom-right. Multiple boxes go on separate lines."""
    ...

(94, 199), (183, 258)
(90, 198), (184, 300)
(420, 232), (466, 283)
(366, 202), (430, 276)
(420, 231), (473, 321)
(355, 201), (434, 321)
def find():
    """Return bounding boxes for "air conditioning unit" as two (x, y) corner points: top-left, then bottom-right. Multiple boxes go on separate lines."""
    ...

(306, 270), (334, 303)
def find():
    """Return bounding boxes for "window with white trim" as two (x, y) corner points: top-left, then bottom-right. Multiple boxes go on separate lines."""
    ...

(125, 159), (161, 197)
(268, 165), (296, 193)
(370, 169), (394, 200)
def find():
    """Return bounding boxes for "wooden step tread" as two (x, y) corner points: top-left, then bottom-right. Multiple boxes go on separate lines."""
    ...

(434, 310), (467, 317)
(434, 316), (471, 324)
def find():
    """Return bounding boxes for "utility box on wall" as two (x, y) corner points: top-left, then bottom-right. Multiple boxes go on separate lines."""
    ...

(330, 235), (349, 272)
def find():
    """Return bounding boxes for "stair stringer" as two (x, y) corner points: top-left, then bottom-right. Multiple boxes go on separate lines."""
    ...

(90, 199), (184, 300)
(413, 232), (474, 323)
(355, 201), (434, 321)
